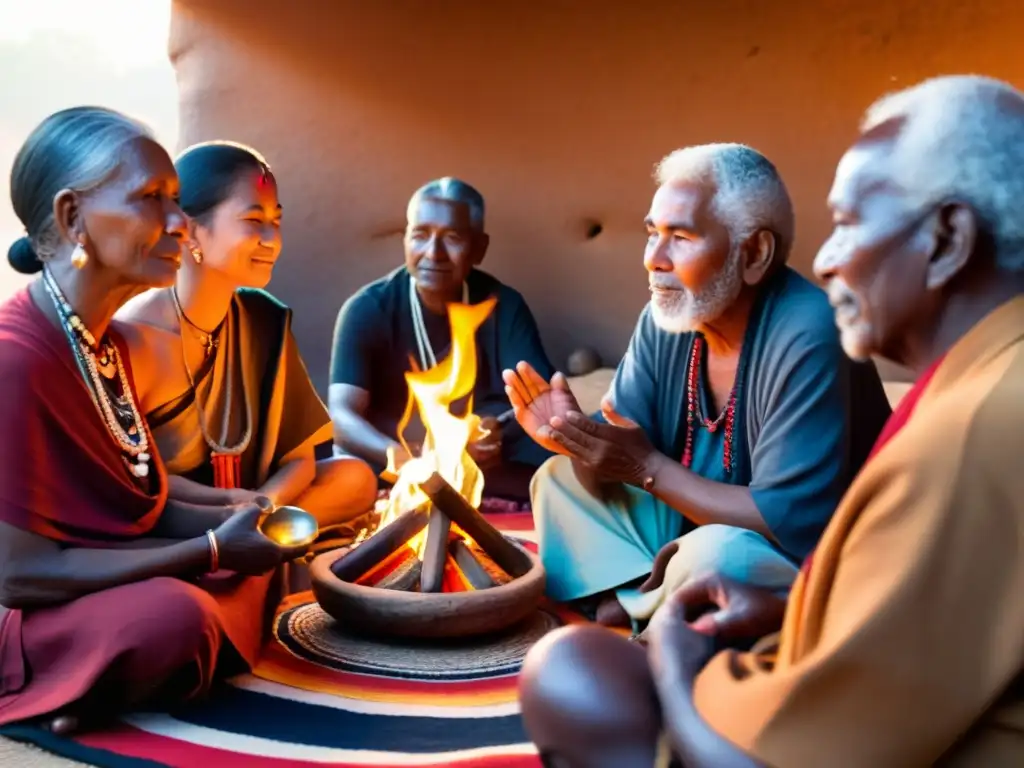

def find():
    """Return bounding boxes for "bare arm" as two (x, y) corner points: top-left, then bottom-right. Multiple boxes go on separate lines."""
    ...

(658, 673), (763, 768)
(554, 410), (771, 536)
(329, 383), (397, 468)
(150, 499), (234, 539)
(168, 448), (317, 510)
(571, 453), (767, 534)
(646, 601), (764, 768)
(643, 452), (770, 535)
(166, 475), (238, 506)
(256, 442), (317, 508)
(0, 521), (210, 609)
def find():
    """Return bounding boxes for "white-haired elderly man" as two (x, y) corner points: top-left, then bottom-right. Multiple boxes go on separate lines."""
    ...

(504, 143), (891, 630)
(513, 74), (1024, 768)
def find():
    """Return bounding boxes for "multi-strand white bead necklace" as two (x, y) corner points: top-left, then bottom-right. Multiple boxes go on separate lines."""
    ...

(42, 268), (151, 479)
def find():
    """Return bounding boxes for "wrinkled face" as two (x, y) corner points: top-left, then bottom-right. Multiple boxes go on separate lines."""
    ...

(192, 169), (282, 289)
(77, 137), (186, 287)
(814, 141), (940, 363)
(404, 197), (480, 297)
(643, 181), (744, 333)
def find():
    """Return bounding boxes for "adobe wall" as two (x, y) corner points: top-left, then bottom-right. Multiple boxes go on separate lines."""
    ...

(170, 0), (1024, 389)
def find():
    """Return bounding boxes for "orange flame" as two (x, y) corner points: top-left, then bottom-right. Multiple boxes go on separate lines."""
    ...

(378, 296), (498, 554)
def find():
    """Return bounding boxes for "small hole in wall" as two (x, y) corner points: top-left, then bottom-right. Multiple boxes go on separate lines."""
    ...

(585, 221), (604, 240)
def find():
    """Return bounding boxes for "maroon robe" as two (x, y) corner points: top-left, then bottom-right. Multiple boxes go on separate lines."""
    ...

(0, 288), (271, 725)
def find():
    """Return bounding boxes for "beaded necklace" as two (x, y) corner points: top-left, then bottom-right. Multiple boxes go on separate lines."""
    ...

(681, 334), (746, 478)
(41, 268), (151, 479)
(171, 288), (252, 489)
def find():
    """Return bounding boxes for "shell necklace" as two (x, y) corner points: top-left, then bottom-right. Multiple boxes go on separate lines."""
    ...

(41, 268), (151, 479)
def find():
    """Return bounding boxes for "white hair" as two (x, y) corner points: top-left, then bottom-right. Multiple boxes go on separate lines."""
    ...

(861, 75), (1024, 270)
(406, 176), (485, 230)
(654, 143), (795, 263)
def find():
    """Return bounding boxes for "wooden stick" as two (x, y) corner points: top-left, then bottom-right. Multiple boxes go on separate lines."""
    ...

(418, 472), (529, 578)
(330, 506), (428, 583)
(464, 538), (511, 585)
(355, 542), (412, 586)
(449, 539), (498, 589)
(419, 507), (451, 593)
(378, 556), (423, 591)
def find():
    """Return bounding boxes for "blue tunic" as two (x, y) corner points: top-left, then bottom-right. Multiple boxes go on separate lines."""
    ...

(532, 267), (891, 607)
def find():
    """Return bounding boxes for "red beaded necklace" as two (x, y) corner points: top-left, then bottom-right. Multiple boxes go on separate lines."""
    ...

(682, 335), (739, 475)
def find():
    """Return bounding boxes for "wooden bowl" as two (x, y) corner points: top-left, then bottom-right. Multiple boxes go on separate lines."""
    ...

(309, 538), (546, 639)
(261, 505), (319, 549)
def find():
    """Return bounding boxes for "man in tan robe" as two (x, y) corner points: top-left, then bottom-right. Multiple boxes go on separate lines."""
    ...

(517, 74), (1024, 767)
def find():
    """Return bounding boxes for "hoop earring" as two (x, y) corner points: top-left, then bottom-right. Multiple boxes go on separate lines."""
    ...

(70, 243), (88, 270)
(190, 246), (203, 265)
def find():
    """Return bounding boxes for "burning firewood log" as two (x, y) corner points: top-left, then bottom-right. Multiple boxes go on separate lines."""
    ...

(419, 506), (451, 592)
(449, 539), (498, 589)
(418, 472), (530, 578)
(331, 506), (429, 583)
(378, 555), (423, 591)
(456, 538), (511, 585)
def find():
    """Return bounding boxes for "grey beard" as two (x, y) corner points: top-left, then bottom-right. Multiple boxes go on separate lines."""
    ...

(649, 249), (744, 334)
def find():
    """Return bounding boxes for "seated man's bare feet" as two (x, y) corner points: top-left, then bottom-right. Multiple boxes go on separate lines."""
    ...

(595, 594), (631, 627)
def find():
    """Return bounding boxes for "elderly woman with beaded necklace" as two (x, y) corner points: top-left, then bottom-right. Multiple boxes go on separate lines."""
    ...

(117, 141), (377, 534)
(0, 108), (307, 734)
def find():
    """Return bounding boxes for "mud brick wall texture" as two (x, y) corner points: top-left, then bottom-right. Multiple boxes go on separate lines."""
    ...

(170, 0), (1024, 389)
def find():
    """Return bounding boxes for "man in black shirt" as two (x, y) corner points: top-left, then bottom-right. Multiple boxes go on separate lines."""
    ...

(328, 177), (555, 501)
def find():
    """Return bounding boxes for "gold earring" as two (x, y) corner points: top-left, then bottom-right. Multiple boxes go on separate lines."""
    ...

(71, 243), (88, 270)
(190, 246), (203, 265)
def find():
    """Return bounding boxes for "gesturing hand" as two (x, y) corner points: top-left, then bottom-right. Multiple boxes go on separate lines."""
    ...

(542, 397), (661, 486)
(668, 573), (788, 641)
(502, 362), (581, 456)
(212, 503), (308, 575)
(645, 579), (718, 681)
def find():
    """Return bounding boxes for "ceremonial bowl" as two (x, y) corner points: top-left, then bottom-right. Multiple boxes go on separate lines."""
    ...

(309, 538), (546, 639)
(261, 505), (319, 549)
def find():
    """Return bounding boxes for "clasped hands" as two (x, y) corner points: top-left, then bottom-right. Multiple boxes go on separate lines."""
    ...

(501, 361), (661, 486)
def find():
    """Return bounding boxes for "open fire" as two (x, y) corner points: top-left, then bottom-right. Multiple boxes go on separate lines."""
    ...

(329, 295), (527, 595)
